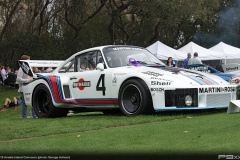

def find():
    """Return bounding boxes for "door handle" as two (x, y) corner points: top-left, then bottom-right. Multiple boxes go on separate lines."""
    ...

(70, 77), (77, 80)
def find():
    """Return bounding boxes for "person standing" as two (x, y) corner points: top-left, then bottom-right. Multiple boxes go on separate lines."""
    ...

(182, 53), (191, 68)
(166, 57), (175, 67)
(188, 52), (202, 65)
(16, 55), (37, 118)
(1, 64), (9, 84)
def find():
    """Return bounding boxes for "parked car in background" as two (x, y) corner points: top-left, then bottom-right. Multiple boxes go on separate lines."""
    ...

(187, 64), (240, 85)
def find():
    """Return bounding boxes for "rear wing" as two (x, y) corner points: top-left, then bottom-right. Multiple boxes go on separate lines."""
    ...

(18, 60), (64, 77)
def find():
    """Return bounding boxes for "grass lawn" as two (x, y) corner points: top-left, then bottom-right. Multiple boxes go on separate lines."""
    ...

(0, 87), (240, 160)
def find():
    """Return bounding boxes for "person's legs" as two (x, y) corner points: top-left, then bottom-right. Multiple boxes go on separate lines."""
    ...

(4, 98), (11, 106)
(32, 107), (37, 118)
(13, 97), (18, 110)
(1, 98), (11, 111)
(20, 92), (27, 118)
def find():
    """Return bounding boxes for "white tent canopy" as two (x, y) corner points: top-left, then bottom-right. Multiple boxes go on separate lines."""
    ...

(209, 42), (240, 59)
(209, 42), (240, 54)
(146, 41), (186, 60)
(178, 42), (227, 60)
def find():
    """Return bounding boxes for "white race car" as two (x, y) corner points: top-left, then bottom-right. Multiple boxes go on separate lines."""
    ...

(19, 45), (237, 118)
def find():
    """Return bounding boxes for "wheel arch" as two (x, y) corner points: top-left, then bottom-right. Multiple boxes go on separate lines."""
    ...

(31, 82), (54, 107)
(118, 76), (153, 105)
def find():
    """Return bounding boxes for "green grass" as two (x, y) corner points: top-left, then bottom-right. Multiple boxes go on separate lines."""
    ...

(0, 87), (240, 159)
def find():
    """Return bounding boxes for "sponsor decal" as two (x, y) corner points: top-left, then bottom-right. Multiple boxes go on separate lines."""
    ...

(25, 93), (31, 96)
(199, 87), (235, 93)
(114, 73), (126, 76)
(226, 67), (238, 71)
(112, 76), (117, 83)
(151, 81), (171, 85)
(151, 88), (164, 92)
(230, 78), (240, 84)
(150, 77), (174, 82)
(28, 61), (62, 66)
(112, 47), (144, 51)
(189, 66), (210, 73)
(142, 71), (163, 77)
(19, 61), (33, 76)
(73, 78), (91, 90)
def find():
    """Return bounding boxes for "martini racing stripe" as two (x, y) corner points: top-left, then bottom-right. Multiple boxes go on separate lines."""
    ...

(157, 67), (218, 85)
(36, 76), (118, 105)
(186, 75), (207, 85)
(201, 76), (219, 85)
(199, 78), (213, 85)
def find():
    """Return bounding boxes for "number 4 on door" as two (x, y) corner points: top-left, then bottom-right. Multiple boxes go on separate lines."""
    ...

(96, 74), (106, 96)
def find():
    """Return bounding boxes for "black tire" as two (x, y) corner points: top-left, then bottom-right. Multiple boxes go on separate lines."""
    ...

(32, 84), (68, 118)
(118, 79), (153, 116)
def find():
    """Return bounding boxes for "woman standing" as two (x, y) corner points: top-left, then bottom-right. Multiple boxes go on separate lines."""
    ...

(166, 57), (175, 67)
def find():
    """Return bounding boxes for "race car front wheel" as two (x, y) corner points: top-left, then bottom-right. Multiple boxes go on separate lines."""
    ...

(32, 84), (68, 118)
(119, 79), (153, 116)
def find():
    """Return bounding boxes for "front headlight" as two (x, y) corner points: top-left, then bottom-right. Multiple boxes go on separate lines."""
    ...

(185, 95), (192, 106)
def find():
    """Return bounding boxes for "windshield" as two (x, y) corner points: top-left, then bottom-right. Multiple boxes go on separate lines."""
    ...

(102, 46), (165, 68)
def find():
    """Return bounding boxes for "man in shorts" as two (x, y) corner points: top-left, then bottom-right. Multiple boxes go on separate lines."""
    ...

(1, 97), (22, 111)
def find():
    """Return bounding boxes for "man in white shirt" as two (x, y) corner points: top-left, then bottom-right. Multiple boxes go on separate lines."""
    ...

(188, 52), (202, 65)
(16, 55), (37, 118)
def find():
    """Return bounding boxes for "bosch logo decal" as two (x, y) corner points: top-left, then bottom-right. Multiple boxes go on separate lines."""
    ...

(151, 88), (164, 92)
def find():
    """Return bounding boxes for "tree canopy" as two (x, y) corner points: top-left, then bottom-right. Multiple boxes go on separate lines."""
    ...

(0, 0), (238, 69)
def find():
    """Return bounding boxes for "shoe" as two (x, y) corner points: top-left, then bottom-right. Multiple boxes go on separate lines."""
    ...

(1, 107), (6, 111)
(14, 106), (18, 110)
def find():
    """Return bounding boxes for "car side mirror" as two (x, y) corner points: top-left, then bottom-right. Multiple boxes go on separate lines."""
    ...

(96, 63), (104, 71)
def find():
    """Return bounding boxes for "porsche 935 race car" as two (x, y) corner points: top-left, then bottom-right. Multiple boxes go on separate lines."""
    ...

(18, 45), (237, 118)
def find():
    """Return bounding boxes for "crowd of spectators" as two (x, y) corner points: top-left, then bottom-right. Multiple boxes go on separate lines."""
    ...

(0, 64), (17, 86)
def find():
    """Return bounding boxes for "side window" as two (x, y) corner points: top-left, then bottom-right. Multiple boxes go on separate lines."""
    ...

(59, 58), (74, 73)
(76, 51), (98, 72)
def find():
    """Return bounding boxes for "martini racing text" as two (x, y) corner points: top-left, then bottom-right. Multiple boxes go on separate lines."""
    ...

(199, 87), (235, 93)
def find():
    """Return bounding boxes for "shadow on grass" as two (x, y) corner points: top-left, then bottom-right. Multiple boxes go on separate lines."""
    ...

(66, 108), (227, 118)
(154, 108), (227, 116)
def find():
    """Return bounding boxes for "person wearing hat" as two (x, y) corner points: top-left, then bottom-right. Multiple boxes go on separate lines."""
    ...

(182, 53), (191, 68)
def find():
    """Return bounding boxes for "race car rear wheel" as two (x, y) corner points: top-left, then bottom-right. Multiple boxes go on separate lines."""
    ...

(32, 84), (68, 118)
(119, 79), (153, 116)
